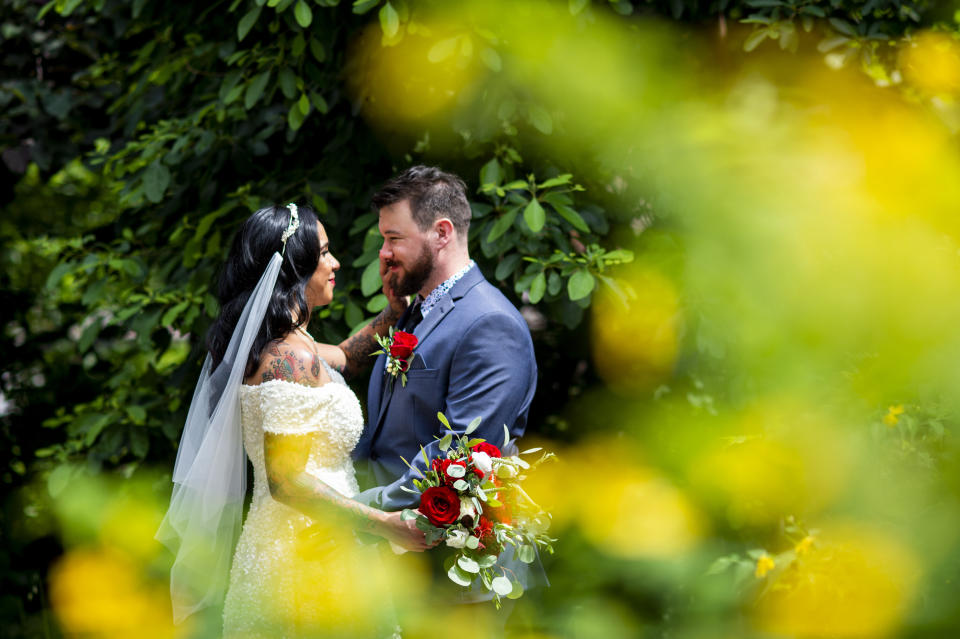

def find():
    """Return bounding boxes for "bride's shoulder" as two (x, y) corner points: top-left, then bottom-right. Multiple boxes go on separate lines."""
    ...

(245, 339), (331, 389)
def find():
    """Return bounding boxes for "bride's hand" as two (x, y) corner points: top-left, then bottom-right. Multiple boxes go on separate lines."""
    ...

(380, 510), (433, 552)
(380, 255), (409, 316)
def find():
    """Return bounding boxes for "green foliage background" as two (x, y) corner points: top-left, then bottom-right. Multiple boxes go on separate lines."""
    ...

(2, 0), (958, 636)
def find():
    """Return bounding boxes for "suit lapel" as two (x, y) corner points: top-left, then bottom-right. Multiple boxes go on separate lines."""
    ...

(366, 265), (487, 445)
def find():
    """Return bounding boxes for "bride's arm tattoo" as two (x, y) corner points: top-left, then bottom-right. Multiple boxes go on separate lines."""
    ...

(265, 434), (383, 533)
(337, 306), (403, 379)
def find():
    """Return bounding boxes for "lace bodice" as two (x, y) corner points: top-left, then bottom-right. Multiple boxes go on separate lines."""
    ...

(238, 365), (364, 502)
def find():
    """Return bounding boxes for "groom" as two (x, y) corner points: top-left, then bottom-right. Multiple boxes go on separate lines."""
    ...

(352, 165), (538, 599)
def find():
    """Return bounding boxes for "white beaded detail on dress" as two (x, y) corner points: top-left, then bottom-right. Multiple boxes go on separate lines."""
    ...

(222, 361), (396, 638)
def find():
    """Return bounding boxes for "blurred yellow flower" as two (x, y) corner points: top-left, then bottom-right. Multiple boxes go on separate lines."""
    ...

(755, 554), (775, 578)
(49, 547), (176, 639)
(591, 267), (681, 394)
(901, 31), (960, 95)
(795, 535), (815, 556)
(883, 404), (905, 427)
(755, 524), (919, 638)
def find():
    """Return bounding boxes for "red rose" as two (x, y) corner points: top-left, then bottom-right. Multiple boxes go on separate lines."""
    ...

(432, 458), (467, 485)
(471, 441), (502, 458)
(389, 331), (417, 361)
(419, 486), (460, 527)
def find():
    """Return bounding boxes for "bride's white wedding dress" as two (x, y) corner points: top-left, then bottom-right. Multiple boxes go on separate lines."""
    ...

(222, 363), (396, 638)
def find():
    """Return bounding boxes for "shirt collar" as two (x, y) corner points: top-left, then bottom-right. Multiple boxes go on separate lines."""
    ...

(418, 260), (475, 318)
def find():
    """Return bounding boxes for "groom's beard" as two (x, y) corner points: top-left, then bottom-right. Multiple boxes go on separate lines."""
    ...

(386, 243), (434, 297)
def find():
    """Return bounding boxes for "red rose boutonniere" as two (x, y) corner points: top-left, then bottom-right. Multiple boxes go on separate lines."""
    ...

(372, 327), (418, 387)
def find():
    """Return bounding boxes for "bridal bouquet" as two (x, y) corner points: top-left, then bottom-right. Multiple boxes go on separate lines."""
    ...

(400, 413), (556, 607)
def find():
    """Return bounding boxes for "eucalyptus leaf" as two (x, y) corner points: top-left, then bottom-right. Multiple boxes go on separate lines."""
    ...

(448, 564), (473, 587)
(491, 576), (513, 596)
(458, 556), (480, 573)
(465, 416), (482, 435)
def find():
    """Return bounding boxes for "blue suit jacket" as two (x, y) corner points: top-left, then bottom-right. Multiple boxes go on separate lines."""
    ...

(353, 264), (537, 512)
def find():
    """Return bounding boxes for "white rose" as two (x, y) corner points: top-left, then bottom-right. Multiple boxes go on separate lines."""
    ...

(471, 451), (493, 475)
(445, 529), (468, 548)
(459, 496), (478, 524)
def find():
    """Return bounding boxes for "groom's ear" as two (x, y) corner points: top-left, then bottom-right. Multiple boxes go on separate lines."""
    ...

(433, 217), (455, 248)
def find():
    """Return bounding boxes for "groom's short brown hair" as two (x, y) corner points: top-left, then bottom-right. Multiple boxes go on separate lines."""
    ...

(372, 165), (471, 237)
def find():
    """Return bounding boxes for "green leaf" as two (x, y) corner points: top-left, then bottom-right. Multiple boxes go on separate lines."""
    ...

(453, 479), (469, 491)
(361, 259), (381, 296)
(528, 105), (553, 134)
(310, 91), (329, 114)
(503, 424), (510, 448)
(437, 412), (451, 429)
(353, 0), (379, 14)
(279, 68), (297, 99)
(438, 432), (453, 452)
(428, 37), (458, 63)
(465, 416), (482, 435)
(495, 254), (522, 281)
(458, 556), (481, 573)
(466, 535), (480, 550)
(161, 300), (189, 327)
(602, 249), (634, 263)
(344, 301), (363, 328)
(45, 261), (72, 291)
(298, 93), (311, 115)
(144, 162), (171, 203)
(518, 544), (536, 563)
(487, 207), (518, 243)
(507, 580), (524, 599)
(245, 70), (272, 109)
(568, 269), (595, 300)
(366, 294), (388, 313)
(480, 47), (502, 72)
(294, 0), (312, 27)
(401, 509), (419, 521)
(538, 174), (572, 189)
(491, 576), (513, 596)
(528, 271), (546, 303)
(552, 202), (589, 232)
(379, 1), (399, 38)
(448, 564), (473, 586)
(480, 158), (502, 187)
(310, 38), (326, 63)
(743, 29), (769, 52)
(48, 464), (78, 498)
(523, 198), (545, 233)
(288, 102), (306, 130)
(127, 406), (147, 424)
(238, 6), (261, 41)
(291, 33), (306, 57)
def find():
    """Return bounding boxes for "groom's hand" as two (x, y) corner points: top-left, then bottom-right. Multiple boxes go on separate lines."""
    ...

(380, 254), (409, 315)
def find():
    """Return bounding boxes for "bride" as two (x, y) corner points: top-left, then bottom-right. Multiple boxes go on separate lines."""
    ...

(157, 203), (429, 638)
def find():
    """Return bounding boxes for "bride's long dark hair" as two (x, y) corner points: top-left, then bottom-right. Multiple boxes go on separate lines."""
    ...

(206, 204), (321, 376)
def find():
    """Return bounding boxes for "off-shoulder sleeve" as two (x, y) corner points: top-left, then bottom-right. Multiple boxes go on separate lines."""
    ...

(258, 380), (344, 435)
